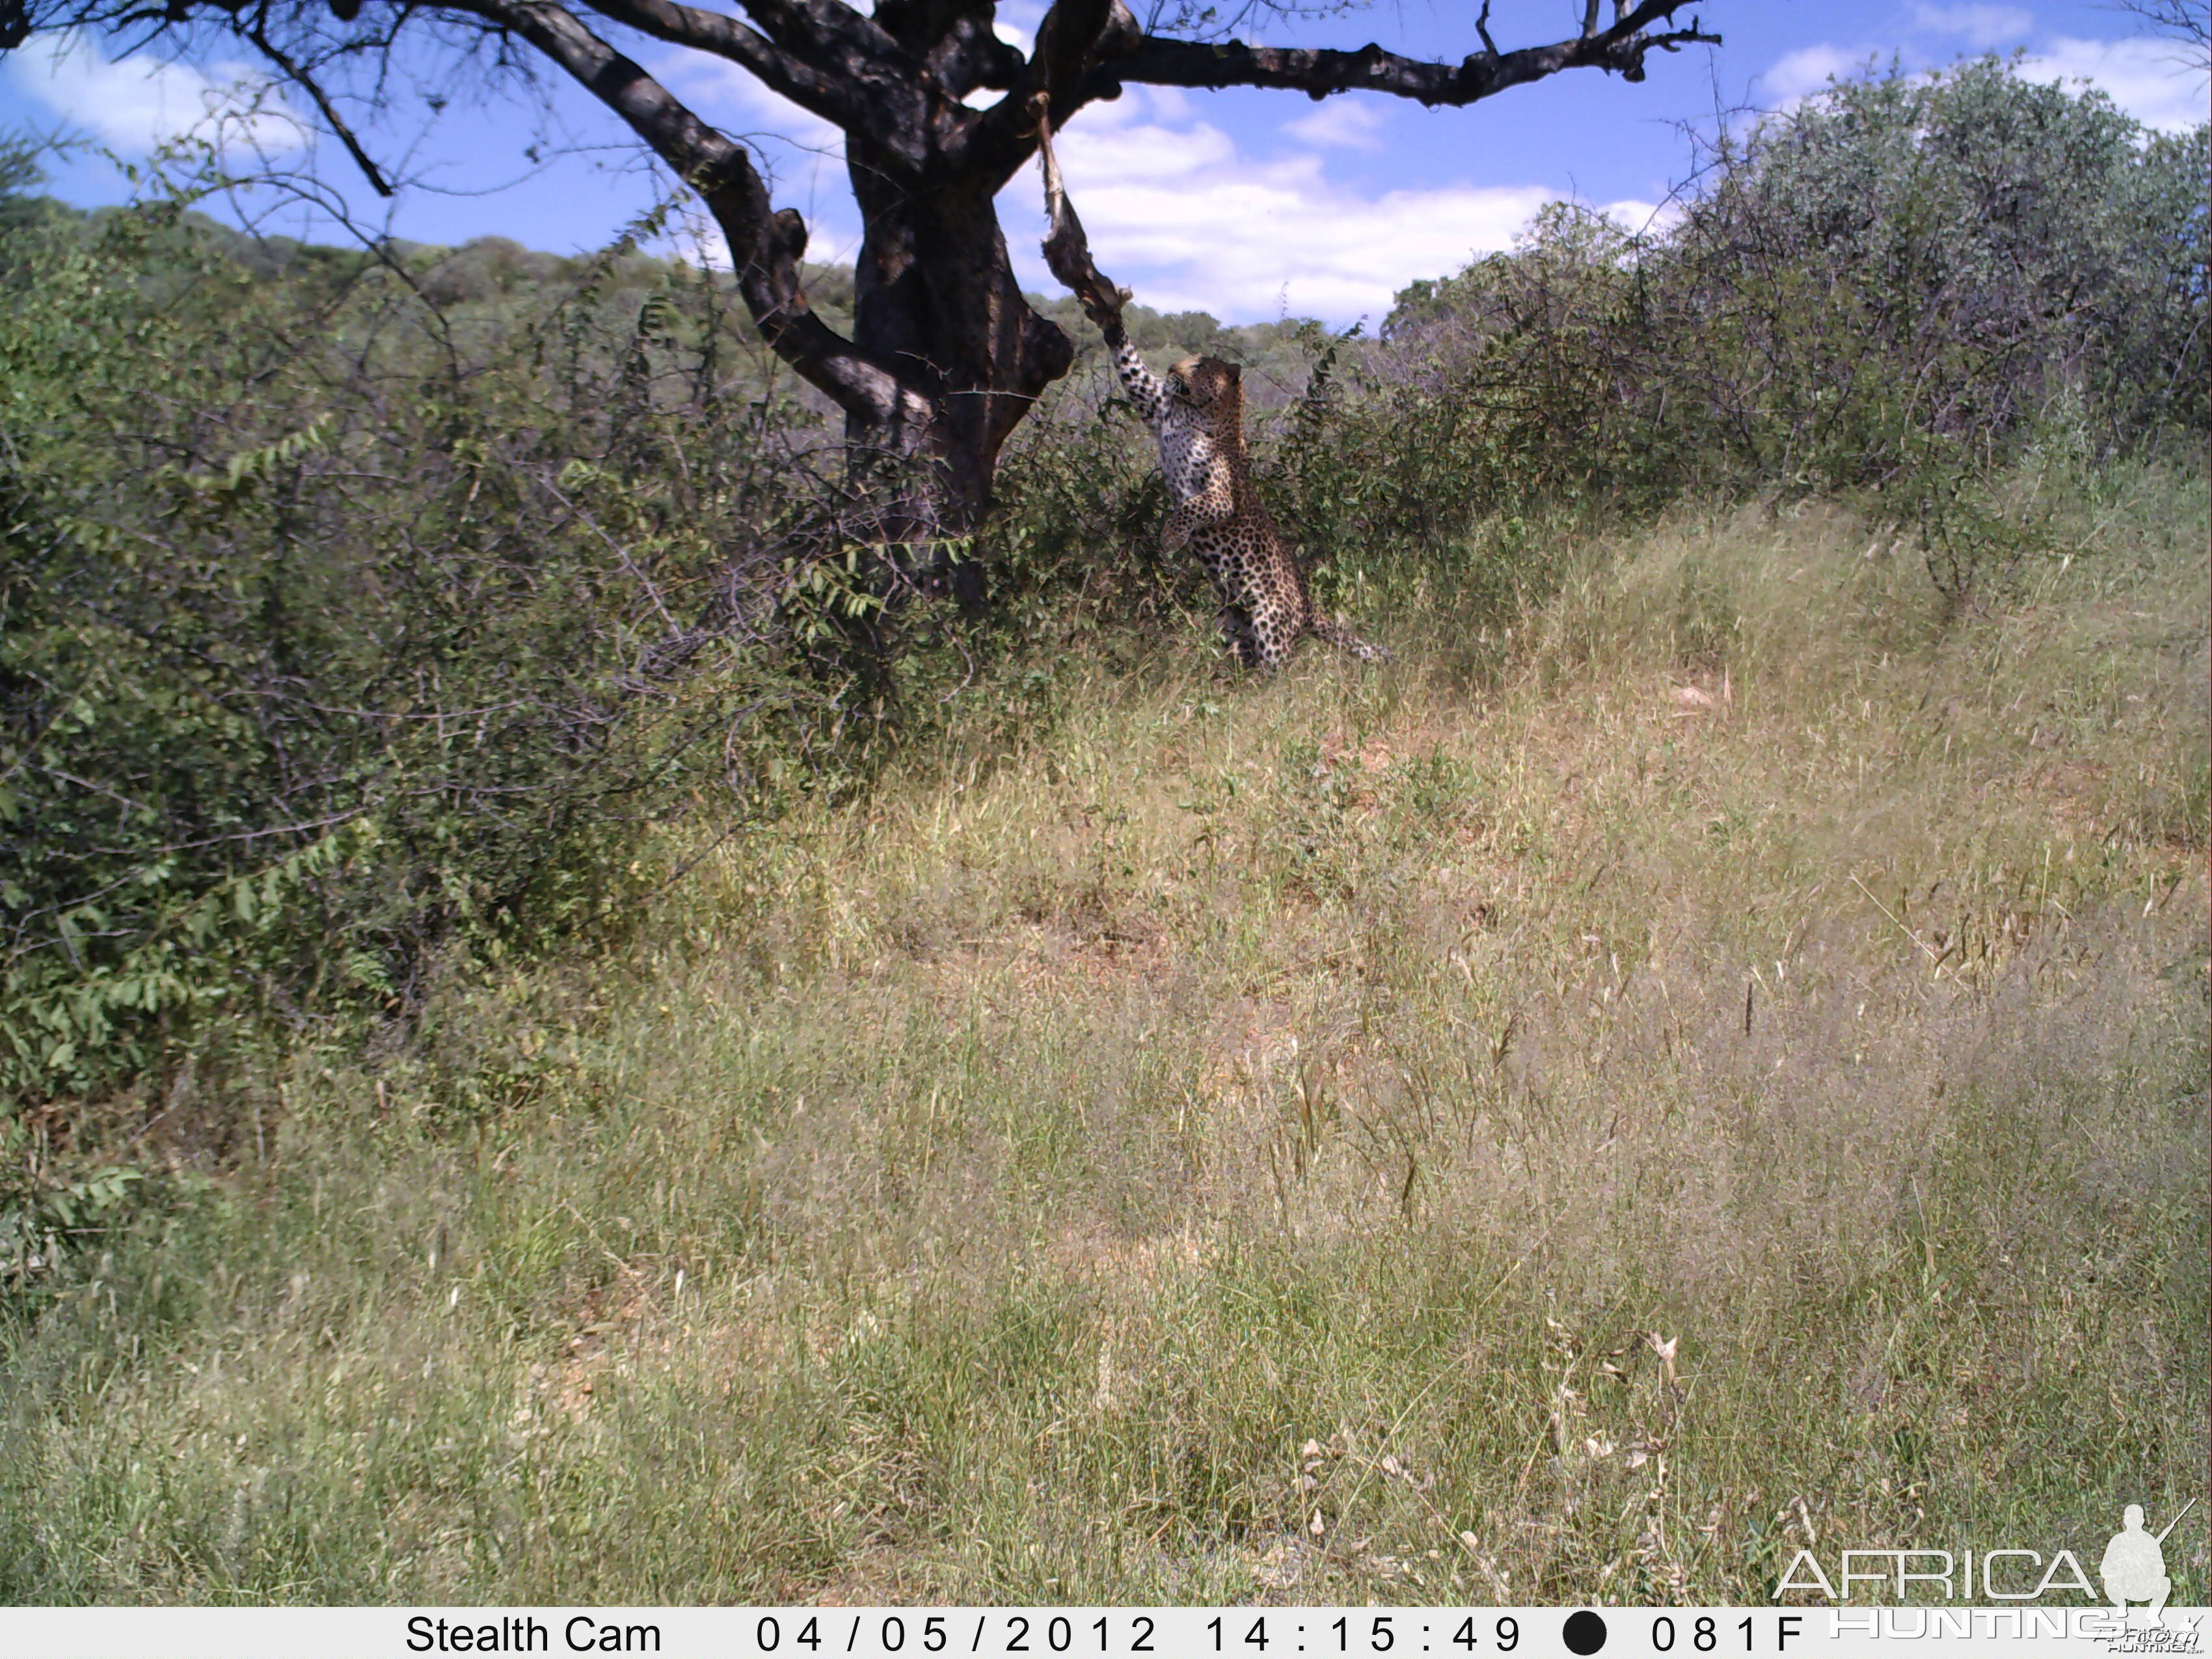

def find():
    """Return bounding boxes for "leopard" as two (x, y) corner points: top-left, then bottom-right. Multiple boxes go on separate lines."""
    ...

(1100, 322), (1390, 671)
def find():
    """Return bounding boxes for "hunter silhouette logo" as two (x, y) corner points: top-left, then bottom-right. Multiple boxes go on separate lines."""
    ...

(1773, 1496), (2200, 1610)
(2101, 1500), (2194, 1625)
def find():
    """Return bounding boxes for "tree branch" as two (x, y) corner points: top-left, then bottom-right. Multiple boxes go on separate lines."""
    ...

(573, 0), (892, 140)
(917, 6), (1024, 101)
(954, 0), (1139, 184)
(1105, 1), (1718, 104)
(243, 19), (395, 196)
(732, 0), (903, 75)
(446, 0), (929, 425)
(2102, 0), (2211, 71)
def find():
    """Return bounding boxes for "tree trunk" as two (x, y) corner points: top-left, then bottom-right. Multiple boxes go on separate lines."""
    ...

(846, 144), (1074, 607)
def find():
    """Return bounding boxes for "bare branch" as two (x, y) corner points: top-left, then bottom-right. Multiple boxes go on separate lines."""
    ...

(2101, 0), (2211, 70)
(1105, 1), (1718, 103)
(242, 20), (394, 196)
(1029, 0), (1130, 114)
(573, 0), (895, 139)
(954, 0), (1140, 183)
(731, 0), (904, 78)
(442, 0), (930, 425)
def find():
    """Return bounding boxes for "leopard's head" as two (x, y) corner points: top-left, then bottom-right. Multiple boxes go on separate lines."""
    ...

(1168, 355), (1242, 423)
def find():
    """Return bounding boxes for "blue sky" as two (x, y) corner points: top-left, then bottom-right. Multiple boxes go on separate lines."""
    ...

(2, 2), (2204, 324)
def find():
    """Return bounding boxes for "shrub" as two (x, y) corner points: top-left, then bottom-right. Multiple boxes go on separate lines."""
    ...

(0, 183), (866, 1109)
(1374, 60), (2208, 511)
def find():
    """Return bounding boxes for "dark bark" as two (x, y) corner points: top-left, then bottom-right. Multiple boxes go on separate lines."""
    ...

(0, 0), (1719, 600)
(845, 141), (1074, 602)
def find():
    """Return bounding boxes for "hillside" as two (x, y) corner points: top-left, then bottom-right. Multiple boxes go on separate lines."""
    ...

(5, 472), (2203, 1602)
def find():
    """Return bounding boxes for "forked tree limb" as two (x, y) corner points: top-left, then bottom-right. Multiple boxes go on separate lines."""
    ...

(439, 0), (931, 428)
(957, 0), (1141, 184)
(574, 0), (900, 145)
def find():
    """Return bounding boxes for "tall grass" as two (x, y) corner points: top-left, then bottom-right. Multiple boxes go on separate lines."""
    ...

(4, 461), (2202, 1604)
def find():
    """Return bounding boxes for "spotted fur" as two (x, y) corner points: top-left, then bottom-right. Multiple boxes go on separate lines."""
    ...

(1109, 332), (1388, 669)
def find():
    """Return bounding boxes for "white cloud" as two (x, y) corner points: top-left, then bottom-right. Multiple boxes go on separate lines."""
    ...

(3, 30), (303, 153)
(1142, 85), (1196, 124)
(1757, 44), (1877, 103)
(2016, 35), (2212, 131)
(1759, 29), (2207, 132)
(1282, 98), (1388, 151)
(1911, 5), (2035, 47)
(999, 88), (1551, 323)
(1600, 196), (1684, 238)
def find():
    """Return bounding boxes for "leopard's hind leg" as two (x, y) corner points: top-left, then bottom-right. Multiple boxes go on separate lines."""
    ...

(1217, 605), (1261, 667)
(1247, 587), (1306, 671)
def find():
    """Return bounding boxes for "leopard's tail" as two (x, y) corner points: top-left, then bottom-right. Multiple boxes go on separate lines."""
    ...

(1311, 615), (1393, 663)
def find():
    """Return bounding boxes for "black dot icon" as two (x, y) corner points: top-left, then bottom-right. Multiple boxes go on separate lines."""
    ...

(1562, 1610), (1608, 1656)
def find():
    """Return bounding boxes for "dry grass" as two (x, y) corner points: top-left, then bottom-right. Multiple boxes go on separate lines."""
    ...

(4, 474), (2205, 1605)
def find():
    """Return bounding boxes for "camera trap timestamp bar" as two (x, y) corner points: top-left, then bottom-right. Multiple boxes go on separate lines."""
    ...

(0, 1602), (2199, 1657)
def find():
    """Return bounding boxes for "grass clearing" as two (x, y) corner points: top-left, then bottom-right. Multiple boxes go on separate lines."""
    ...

(4, 472), (2205, 1604)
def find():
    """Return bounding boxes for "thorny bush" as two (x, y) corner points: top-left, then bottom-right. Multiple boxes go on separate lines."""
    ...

(0, 163), (930, 1122)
